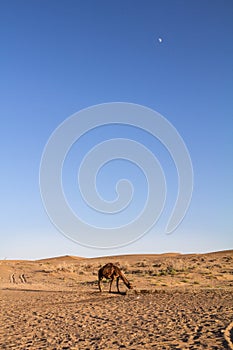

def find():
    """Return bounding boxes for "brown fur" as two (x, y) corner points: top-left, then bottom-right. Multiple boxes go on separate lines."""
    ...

(98, 263), (133, 293)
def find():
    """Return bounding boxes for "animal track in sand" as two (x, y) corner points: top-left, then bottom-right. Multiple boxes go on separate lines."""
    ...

(224, 321), (233, 350)
(10, 273), (27, 284)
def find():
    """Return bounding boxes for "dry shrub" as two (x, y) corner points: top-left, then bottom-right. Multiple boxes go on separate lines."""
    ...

(120, 262), (130, 272)
(135, 260), (150, 268)
(56, 263), (78, 273)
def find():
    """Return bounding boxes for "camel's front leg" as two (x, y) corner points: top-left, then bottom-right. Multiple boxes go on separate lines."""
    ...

(109, 278), (114, 293)
(116, 277), (120, 293)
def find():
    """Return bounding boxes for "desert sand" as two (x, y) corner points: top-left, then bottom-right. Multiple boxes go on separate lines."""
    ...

(0, 250), (233, 349)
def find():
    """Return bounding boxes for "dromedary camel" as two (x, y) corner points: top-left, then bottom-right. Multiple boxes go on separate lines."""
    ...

(98, 263), (133, 293)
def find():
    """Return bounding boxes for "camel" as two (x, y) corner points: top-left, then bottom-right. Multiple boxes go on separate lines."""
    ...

(98, 263), (133, 293)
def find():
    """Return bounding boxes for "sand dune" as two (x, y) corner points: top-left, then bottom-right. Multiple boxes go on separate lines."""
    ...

(37, 255), (84, 263)
(0, 250), (232, 349)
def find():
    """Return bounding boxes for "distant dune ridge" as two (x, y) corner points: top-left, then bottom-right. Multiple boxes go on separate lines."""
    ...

(37, 255), (84, 263)
(0, 250), (232, 349)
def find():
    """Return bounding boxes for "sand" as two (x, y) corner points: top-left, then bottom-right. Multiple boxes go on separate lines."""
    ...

(0, 250), (233, 349)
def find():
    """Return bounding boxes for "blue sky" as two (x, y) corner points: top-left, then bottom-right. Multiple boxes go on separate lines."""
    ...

(1, 0), (232, 259)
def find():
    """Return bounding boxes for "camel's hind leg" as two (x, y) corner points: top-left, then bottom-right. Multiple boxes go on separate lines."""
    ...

(98, 278), (102, 292)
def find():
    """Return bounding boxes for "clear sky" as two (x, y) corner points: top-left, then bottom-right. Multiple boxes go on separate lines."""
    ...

(1, 0), (232, 259)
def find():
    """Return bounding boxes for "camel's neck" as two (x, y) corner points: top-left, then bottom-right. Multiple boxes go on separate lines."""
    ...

(120, 271), (130, 286)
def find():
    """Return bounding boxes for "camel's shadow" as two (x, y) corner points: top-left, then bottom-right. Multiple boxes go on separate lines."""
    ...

(109, 291), (127, 295)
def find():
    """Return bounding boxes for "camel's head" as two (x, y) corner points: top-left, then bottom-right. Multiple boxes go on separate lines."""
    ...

(127, 282), (133, 289)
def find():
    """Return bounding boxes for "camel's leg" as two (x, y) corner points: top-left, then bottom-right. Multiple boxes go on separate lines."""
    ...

(109, 278), (114, 293)
(116, 277), (120, 293)
(98, 278), (102, 292)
